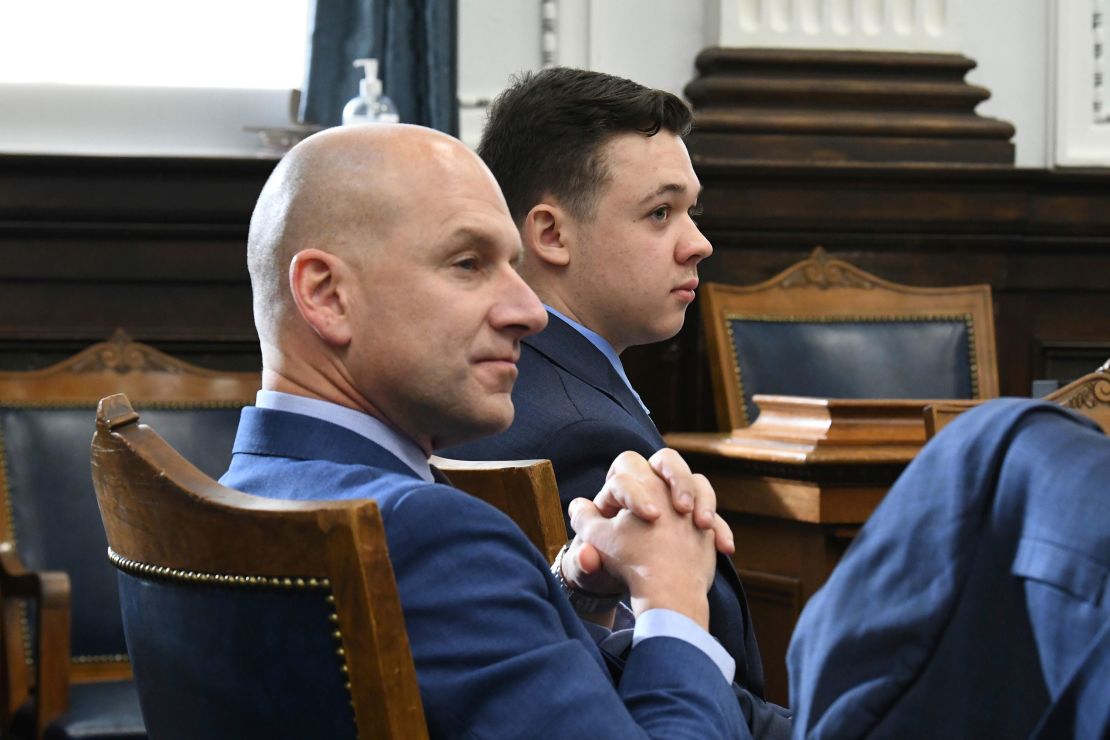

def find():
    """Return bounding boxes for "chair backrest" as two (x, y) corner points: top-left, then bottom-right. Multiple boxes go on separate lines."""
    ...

(0, 330), (259, 704)
(430, 457), (566, 563)
(702, 248), (1000, 430)
(1043, 359), (1110, 433)
(925, 359), (1110, 440)
(91, 393), (427, 740)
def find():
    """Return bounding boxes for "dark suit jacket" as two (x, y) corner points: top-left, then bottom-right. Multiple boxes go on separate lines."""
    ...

(221, 407), (748, 739)
(444, 313), (790, 738)
(788, 399), (1110, 739)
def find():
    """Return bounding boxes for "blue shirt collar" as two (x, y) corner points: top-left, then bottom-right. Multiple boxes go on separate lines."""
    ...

(254, 390), (434, 483)
(543, 305), (650, 416)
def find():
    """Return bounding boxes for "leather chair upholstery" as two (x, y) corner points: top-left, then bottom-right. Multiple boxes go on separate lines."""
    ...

(702, 248), (999, 430)
(11, 681), (144, 740)
(0, 331), (259, 740)
(729, 318), (974, 426)
(115, 570), (357, 738)
(1, 407), (243, 663)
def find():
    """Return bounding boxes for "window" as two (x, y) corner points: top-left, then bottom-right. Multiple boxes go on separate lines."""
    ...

(0, 1), (310, 156)
(0, 0), (308, 88)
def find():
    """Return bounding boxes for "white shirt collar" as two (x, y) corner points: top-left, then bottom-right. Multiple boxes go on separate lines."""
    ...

(254, 390), (434, 483)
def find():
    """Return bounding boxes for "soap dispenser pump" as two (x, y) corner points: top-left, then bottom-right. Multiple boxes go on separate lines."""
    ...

(342, 58), (400, 125)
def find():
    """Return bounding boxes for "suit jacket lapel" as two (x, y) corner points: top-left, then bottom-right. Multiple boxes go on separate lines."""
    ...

(232, 406), (419, 478)
(526, 313), (663, 446)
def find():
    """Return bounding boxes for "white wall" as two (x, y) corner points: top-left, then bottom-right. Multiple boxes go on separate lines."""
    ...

(0, 0), (308, 158)
(954, 0), (1050, 167)
(0, 84), (296, 158)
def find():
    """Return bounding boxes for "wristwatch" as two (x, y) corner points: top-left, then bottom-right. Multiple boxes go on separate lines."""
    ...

(550, 540), (625, 613)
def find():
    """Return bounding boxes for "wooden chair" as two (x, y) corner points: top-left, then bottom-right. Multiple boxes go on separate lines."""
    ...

(702, 247), (1000, 430)
(923, 402), (978, 440)
(1043, 359), (1110, 433)
(925, 359), (1110, 440)
(0, 330), (258, 739)
(430, 457), (566, 563)
(90, 393), (426, 739)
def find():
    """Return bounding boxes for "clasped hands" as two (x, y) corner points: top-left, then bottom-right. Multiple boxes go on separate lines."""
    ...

(559, 449), (733, 629)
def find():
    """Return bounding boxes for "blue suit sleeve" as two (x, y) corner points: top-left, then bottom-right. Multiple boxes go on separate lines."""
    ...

(382, 484), (749, 739)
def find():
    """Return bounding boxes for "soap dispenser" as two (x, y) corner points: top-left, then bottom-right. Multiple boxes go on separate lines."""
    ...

(342, 59), (400, 125)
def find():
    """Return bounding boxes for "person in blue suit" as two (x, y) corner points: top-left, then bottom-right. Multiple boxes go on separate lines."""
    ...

(441, 67), (791, 737)
(788, 398), (1110, 739)
(220, 122), (752, 738)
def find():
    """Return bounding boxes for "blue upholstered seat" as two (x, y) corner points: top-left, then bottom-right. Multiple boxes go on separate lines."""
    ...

(701, 249), (999, 429)
(115, 568), (359, 739)
(727, 317), (975, 424)
(0, 331), (258, 739)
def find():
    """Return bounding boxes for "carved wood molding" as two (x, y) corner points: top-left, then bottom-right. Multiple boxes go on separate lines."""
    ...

(1049, 363), (1110, 413)
(685, 47), (1015, 165)
(778, 247), (877, 290)
(69, 329), (185, 375)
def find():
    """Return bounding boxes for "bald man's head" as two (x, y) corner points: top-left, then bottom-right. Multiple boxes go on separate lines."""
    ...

(248, 124), (514, 349)
(244, 124), (546, 448)
(247, 126), (406, 344)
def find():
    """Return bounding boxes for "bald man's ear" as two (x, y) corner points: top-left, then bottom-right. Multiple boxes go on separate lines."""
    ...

(288, 249), (353, 347)
(522, 203), (570, 268)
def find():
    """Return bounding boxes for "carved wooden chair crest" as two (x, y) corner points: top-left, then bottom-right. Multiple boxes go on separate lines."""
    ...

(702, 248), (1000, 430)
(90, 394), (426, 739)
(1045, 358), (1110, 433)
(0, 330), (259, 738)
(926, 359), (1110, 440)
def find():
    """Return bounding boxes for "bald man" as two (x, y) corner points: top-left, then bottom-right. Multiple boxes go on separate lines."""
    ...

(219, 124), (750, 738)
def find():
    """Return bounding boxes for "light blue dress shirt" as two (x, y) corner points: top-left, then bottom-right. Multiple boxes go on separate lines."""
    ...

(253, 390), (734, 682)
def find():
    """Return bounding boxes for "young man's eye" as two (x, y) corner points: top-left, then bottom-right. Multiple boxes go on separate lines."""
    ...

(688, 203), (704, 222)
(649, 206), (670, 222)
(454, 257), (480, 272)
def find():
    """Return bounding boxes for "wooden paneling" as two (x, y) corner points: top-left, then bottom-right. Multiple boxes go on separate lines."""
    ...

(685, 48), (1016, 165)
(736, 567), (802, 707)
(0, 154), (274, 371)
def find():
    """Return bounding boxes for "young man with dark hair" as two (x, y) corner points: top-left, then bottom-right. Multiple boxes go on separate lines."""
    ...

(446, 66), (709, 510)
(443, 68), (792, 738)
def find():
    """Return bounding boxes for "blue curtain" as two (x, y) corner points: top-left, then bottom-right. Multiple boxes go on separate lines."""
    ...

(299, 0), (458, 134)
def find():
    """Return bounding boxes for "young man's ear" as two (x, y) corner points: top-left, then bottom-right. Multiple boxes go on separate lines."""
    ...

(521, 203), (571, 268)
(288, 248), (353, 347)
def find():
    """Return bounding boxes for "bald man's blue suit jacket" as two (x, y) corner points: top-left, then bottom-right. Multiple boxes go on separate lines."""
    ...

(443, 312), (790, 738)
(789, 399), (1110, 739)
(221, 407), (748, 739)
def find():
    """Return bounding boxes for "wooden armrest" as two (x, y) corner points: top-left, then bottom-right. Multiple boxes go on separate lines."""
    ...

(0, 544), (52, 597)
(0, 543), (71, 737)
